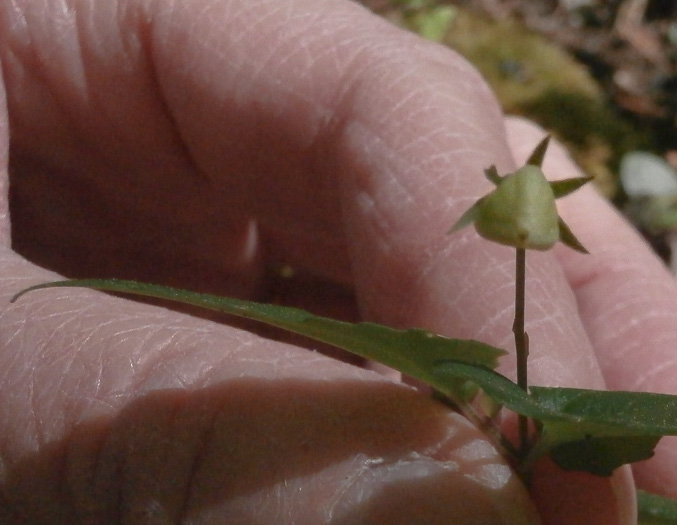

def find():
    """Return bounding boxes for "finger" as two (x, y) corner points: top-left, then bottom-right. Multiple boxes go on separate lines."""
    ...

(2, 0), (270, 297)
(5, 0), (454, 291)
(506, 117), (677, 499)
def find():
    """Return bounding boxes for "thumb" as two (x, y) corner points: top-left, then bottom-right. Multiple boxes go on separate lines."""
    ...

(1, 249), (539, 524)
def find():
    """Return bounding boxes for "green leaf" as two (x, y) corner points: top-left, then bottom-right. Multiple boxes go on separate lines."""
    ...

(433, 361), (552, 417)
(484, 165), (503, 185)
(525, 387), (677, 475)
(525, 135), (551, 167)
(11, 279), (505, 402)
(549, 175), (594, 199)
(529, 387), (677, 436)
(548, 435), (660, 477)
(448, 197), (484, 234)
(638, 490), (677, 525)
(434, 362), (677, 475)
(557, 216), (588, 254)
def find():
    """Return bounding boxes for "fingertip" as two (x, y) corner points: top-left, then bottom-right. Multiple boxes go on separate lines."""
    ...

(329, 457), (540, 525)
(531, 458), (636, 525)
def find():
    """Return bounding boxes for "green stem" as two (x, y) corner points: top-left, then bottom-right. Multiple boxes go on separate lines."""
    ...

(455, 399), (521, 461)
(513, 248), (530, 455)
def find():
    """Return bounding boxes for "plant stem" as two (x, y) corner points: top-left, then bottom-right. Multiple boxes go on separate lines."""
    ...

(513, 247), (530, 455)
(451, 398), (521, 461)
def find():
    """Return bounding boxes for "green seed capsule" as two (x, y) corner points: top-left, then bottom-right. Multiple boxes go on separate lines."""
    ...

(449, 135), (592, 253)
(475, 165), (559, 250)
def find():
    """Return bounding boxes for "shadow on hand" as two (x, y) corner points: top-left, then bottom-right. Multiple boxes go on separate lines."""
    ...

(0, 374), (512, 524)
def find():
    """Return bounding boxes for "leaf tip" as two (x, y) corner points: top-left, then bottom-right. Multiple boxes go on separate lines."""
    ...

(484, 166), (503, 185)
(558, 217), (589, 254)
(448, 199), (482, 234)
(526, 135), (552, 168)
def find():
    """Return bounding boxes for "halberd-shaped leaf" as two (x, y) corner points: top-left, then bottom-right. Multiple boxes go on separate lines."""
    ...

(529, 387), (677, 475)
(548, 435), (660, 477)
(434, 362), (677, 476)
(11, 279), (505, 402)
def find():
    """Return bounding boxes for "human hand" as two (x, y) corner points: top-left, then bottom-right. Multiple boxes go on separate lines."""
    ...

(1, 1), (673, 523)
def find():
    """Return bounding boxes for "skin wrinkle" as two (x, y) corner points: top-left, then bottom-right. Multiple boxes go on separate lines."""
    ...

(344, 113), (508, 324)
(27, 372), (42, 450)
(377, 85), (430, 134)
(587, 282), (649, 328)
(7, 4), (193, 209)
(340, 82), (500, 312)
(593, 312), (644, 353)
(529, 284), (584, 351)
(473, 301), (513, 342)
(168, 331), (247, 385)
(558, 236), (627, 291)
(132, 11), (211, 187)
(338, 458), (516, 519)
(419, 423), (461, 461)
(634, 356), (677, 392)
(249, 22), (321, 103)
(321, 412), (531, 524)
(415, 152), (463, 193)
(326, 456), (395, 520)
(3, 0), (29, 42)
(22, 1), (88, 107)
(176, 406), (216, 523)
(446, 254), (513, 339)
(67, 315), (152, 389)
(274, 13), (350, 106)
(110, 327), (168, 393)
(0, 123), (7, 251)
(280, 457), (371, 522)
(41, 0), (87, 93)
(133, 327), (234, 391)
(170, 0), (344, 132)
(589, 297), (668, 366)
(2, 283), (209, 456)
(99, 330), (340, 520)
(601, 341), (675, 392)
(342, 58), (498, 165)
(443, 247), (495, 306)
(0, 308), (90, 455)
